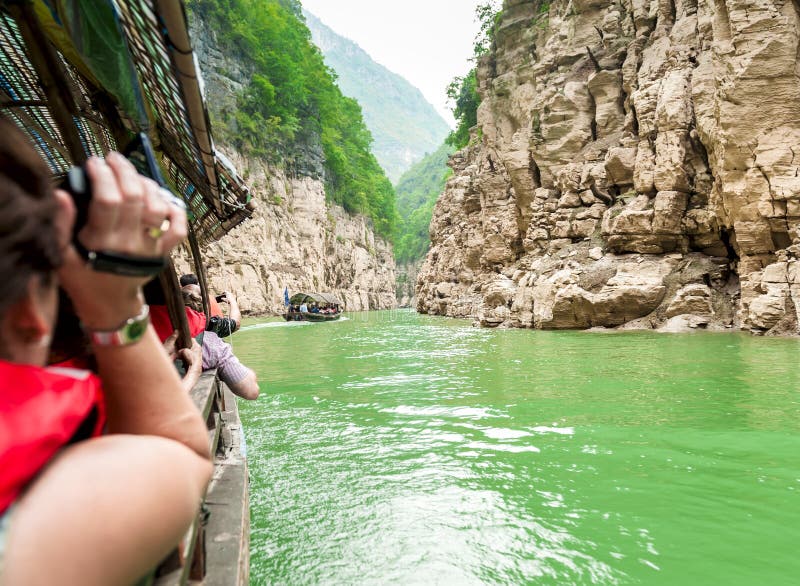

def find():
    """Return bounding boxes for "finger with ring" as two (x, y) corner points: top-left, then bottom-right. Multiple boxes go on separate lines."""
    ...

(147, 218), (171, 239)
(159, 187), (187, 211)
(160, 201), (188, 250)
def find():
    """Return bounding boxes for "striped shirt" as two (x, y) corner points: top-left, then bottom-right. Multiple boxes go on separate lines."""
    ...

(201, 331), (249, 385)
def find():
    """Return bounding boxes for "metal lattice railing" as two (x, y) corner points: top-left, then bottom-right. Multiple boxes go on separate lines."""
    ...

(0, 1), (252, 245)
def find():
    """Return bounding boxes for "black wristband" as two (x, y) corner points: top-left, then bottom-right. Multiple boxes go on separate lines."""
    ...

(74, 240), (166, 277)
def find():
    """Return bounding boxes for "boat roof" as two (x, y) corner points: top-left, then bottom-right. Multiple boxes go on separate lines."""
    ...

(0, 0), (252, 244)
(290, 292), (342, 305)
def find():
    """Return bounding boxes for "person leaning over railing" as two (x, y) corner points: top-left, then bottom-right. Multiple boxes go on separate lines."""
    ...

(180, 288), (259, 400)
(0, 120), (212, 585)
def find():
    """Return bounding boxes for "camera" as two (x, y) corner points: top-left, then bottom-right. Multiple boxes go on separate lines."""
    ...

(61, 166), (92, 241)
(215, 294), (227, 303)
(59, 132), (185, 240)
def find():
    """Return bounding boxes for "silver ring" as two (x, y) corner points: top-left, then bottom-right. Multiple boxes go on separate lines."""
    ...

(159, 187), (187, 210)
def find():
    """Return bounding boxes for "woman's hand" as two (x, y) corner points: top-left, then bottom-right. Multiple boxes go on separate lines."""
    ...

(54, 154), (187, 330)
(163, 330), (179, 360)
(177, 339), (203, 393)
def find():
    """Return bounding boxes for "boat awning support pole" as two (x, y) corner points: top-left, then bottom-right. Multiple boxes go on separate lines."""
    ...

(155, 0), (223, 212)
(159, 258), (192, 350)
(188, 225), (212, 318)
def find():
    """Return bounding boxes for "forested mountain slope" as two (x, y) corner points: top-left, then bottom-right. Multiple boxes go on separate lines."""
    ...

(190, 0), (397, 238)
(394, 143), (454, 264)
(183, 0), (397, 312)
(304, 9), (450, 182)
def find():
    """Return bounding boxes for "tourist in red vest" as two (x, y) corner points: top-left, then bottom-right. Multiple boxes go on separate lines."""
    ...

(0, 119), (211, 584)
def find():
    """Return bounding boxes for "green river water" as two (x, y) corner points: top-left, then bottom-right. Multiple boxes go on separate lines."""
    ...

(233, 310), (800, 585)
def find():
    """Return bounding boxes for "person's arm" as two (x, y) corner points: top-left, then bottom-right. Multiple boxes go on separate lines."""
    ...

(205, 331), (259, 400)
(222, 291), (241, 331)
(229, 370), (259, 400)
(55, 154), (209, 459)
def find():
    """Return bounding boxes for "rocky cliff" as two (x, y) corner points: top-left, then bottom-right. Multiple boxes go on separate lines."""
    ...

(396, 262), (420, 308)
(178, 10), (396, 314)
(176, 155), (396, 314)
(417, 0), (800, 334)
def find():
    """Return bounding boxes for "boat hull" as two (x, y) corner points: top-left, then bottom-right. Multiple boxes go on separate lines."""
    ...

(284, 312), (341, 322)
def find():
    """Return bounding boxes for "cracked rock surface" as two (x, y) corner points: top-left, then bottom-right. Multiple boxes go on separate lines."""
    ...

(175, 157), (397, 315)
(417, 0), (800, 334)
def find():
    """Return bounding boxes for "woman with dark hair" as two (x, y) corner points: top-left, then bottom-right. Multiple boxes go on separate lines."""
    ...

(0, 119), (211, 585)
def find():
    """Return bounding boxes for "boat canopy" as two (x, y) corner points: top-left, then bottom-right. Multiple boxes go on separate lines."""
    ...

(289, 292), (342, 306)
(0, 0), (253, 244)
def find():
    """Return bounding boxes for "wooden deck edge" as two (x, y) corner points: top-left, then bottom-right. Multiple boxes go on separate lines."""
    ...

(189, 369), (219, 421)
(201, 384), (250, 585)
(152, 382), (249, 586)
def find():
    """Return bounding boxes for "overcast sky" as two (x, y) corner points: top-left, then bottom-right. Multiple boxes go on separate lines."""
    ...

(300, 0), (486, 127)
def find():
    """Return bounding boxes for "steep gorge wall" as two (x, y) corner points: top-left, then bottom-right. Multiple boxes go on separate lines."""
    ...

(417, 0), (800, 333)
(178, 12), (396, 314)
(176, 156), (396, 314)
(396, 261), (421, 307)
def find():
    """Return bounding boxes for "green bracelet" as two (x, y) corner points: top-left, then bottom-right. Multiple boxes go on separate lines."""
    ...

(83, 304), (150, 347)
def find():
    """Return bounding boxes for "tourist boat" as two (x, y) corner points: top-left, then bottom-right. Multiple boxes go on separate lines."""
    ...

(284, 292), (343, 321)
(0, 2), (252, 583)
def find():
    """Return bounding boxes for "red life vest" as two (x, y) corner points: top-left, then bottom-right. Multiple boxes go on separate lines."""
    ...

(150, 305), (207, 343)
(0, 360), (105, 514)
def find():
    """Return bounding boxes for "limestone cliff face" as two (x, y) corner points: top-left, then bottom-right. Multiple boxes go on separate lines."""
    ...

(417, 0), (800, 333)
(176, 154), (396, 314)
(179, 12), (396, 314)
(396, 261), (421, 308)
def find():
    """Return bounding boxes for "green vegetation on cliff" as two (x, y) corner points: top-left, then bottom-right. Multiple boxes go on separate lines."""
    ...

(445, 70), (479, 151)
(394, 143), (454, 263)
(303, 11), (450, 183)
(189, 0), (397, 238)
(446, 1), (502, 150)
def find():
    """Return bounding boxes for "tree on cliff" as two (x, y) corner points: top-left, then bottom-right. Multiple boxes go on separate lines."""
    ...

(445, 70), (479, 150)
(446, 1), (502, 150)
(188, 0), (398, 239)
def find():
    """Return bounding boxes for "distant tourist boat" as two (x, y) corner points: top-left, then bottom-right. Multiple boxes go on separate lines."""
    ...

(284, 292), (343, 321)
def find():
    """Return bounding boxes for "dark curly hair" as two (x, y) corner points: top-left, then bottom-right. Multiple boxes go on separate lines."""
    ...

(0, 117), (62, 314)
(179, 273), (199, 287)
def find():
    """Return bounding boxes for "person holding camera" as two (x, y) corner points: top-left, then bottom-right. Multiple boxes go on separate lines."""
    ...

(0, 120), (211, 585)
(180, 273), (222, 318)
(183, 284), (240, 337)
(179, 288), (259, 400)
(179, 276), (241, 337)
(210, 290), (241, 335)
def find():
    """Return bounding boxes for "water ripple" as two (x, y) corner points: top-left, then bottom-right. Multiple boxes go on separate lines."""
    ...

(235, 310), (800, 585)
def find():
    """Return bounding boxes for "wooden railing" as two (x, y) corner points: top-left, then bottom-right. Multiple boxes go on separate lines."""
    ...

(145, 370), (250, 585)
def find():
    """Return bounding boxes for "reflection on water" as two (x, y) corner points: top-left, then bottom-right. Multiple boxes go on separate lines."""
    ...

(234, 310), (800, 585)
